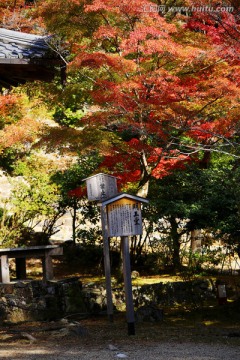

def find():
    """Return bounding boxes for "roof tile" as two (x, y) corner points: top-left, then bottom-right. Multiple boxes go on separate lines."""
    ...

(0, 28), (52, 60)
(0, 28), (64, 88)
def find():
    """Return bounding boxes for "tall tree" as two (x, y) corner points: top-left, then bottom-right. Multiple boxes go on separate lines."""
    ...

(1, 1), (237, 268)
(36, 0), (240, 195)
(146, 154), (240, 269)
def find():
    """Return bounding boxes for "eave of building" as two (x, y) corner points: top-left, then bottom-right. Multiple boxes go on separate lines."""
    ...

(0, 28), (64, 89)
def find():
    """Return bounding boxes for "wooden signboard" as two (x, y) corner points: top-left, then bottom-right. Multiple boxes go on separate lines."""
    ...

(102, 193), (149, 335)
(107, 198), (143, 237)
(84, 173), (118, 201)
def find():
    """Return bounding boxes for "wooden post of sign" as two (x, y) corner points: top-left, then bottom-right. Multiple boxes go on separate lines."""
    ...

(102, 193), (149, 335)
(83, 173), (118, 323)
(121, 236), (135, 335)
(101, 205), (114, 322)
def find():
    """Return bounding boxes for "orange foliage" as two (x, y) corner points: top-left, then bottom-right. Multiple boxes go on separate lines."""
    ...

(27, 0), (240, 188)
(0, 94), (19, 115)
(0, 0), (44, 32)
(0, 117), (41, 151)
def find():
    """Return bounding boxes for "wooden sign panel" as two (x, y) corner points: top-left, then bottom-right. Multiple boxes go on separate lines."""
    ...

(86, 174), (118, 201)
(107, 199), (143, 237)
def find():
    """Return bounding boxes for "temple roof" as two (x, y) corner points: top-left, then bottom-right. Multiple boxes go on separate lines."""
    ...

(0, 28), (64, 89)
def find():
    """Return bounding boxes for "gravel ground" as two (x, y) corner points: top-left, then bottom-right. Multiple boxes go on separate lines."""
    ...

(0, 339), (239, 360)
(0, 315), (239, 360)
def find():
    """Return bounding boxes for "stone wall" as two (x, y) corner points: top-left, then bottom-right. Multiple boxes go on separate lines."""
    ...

(0, 277), (86, 323)
(83, 279), (218, 314)
(0, 278), (238, 324)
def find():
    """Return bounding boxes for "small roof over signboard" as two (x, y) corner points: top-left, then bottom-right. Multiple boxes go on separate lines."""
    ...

(101, 193), (149, 206)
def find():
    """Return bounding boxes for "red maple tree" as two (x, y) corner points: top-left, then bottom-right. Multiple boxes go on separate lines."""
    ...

(14, 0), (240, 195)
(64, 0), (239, 193)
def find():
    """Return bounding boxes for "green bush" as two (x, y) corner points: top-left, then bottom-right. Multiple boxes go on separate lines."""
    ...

(53, 106), (84, 127)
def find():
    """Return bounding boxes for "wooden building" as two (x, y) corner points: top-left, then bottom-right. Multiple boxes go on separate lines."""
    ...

(0, 28), (65, 89)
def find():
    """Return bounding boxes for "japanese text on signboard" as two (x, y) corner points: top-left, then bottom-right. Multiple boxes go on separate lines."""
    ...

(107, 201), (142, 237)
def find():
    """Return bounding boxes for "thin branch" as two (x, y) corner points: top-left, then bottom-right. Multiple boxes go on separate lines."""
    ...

(44, 39), (69, 65)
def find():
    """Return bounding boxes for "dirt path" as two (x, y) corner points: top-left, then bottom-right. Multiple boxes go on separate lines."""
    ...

(0, 315), (239, 359)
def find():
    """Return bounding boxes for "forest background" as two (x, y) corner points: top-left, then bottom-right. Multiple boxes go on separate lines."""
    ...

(0, 0), (239, 277)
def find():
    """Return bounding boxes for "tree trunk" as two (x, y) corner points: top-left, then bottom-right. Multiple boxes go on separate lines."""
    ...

(137, 150), (150, 198)
(190, 229), (202, 251)
(169, 216), (182, 271)
(72, 198), (77, 244)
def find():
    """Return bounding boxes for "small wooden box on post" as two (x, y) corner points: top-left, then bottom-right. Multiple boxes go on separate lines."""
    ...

(83, 173), (118, 201)
(101, 193), (149, 335)
(83, 173), (118, 322)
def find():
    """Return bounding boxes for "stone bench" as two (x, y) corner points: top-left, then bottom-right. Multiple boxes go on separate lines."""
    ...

(0, 245), (63, 283)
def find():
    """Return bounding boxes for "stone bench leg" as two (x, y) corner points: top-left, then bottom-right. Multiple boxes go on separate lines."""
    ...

(42, 254), (53, 281)
(0, 255), (10, 283)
